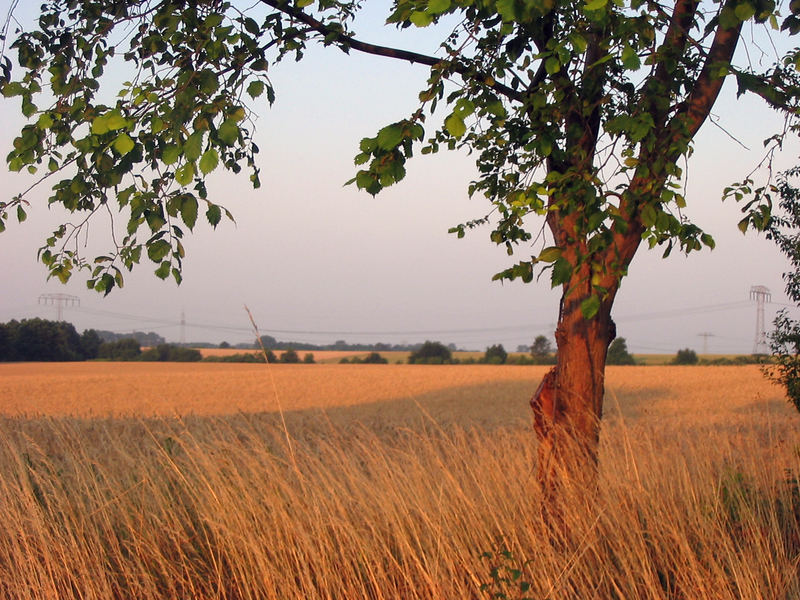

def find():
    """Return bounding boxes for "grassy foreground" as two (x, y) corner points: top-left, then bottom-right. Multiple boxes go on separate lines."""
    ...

(0, 365), (799, 598)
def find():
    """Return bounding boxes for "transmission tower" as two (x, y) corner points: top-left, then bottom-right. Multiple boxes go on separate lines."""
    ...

(38, 293), (80, 321)
(750, 285), (771, 354)
(697, 332), (715, 355)
(180, 310), (186, 346)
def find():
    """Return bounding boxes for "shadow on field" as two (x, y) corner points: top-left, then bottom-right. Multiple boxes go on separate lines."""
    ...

(602, 385), (673, 421)
(276, 377), (675, 435)
(280, 379), (536, 434)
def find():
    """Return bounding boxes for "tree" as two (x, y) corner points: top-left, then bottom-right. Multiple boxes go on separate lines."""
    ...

(762, 168), (800, 412)
(409, 341), (452, 364)
(606, 337), (635, 366)
(79, 329), (103, 359)
(2, 1), (800, 490)
(530, 335), (555, 363)
(673, 347), (699, 365)
(484, 343), (508, 364)
(279, 348), (300, 363)
(12, 318), (84, 361)
(98, 338), (142, 361)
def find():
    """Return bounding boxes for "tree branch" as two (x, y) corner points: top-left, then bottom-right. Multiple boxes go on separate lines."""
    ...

(672, 17), (743, 138)
(645, 0), (700, 127)
(258, 0), (524, 102)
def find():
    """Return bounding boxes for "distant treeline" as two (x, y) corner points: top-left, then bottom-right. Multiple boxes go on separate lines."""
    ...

(95, 329), (166, 346)
(0, 318), (102, 361)
(0, 319), (201, 362)
(257, 335), (457, 353)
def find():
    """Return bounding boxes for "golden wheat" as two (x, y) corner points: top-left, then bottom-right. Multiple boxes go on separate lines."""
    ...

(0, 364), (797, 599)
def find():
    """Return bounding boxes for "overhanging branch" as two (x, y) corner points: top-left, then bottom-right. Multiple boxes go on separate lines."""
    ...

(258, 0), (524, 102)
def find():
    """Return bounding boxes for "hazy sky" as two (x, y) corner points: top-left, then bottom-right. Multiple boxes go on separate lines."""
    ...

(1, 2), (798, 353)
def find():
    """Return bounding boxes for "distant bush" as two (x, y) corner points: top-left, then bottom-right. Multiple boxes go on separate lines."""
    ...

(303, 353), (315, 364)
(483, 344), (508, 365)
(699, 355), (767, 366)
(506, 354), (537, 365)
(140, 344), (202, 362)
(340, 352), (388, 364)
(362, 352), (388, 364)
(280, 349), (300, 363)
(409, 341), (452, 364)
(673, 348), (699, 365)
(203, 352), (266, 363)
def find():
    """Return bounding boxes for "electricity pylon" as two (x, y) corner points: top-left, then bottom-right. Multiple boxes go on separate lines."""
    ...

(38, 293), (80, 321)
(750, 285), (771, 354)
(698, 332), (715, 355)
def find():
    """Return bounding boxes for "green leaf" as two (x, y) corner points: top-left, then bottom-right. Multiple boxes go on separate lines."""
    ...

(199, 148), (219, 175)
(91, 114), (109, 135)
(428, 0), (451, 12)
(162, 145), (181, 165)
(180, 195), (198, 230)
(584, 0), (608, 10)
(537, 246), (561, 263)
(175, 162), (195, 186)
(2, 82), (24, 97)
(112, 133), (135, 156)
(551, 257), (572, 286)
(206, 204), (222, 227)
(243, 17), (260, 35)
(247, 80), (265, 99)
(580, 295), (601, 319)
(734, 2), (756, 21)
(641, 204), (657, 227)
(37, 112), (54, 130)
(444, 114), (466, 138)
(217, 119), (239, 146)
(145, 210), (166, 232)
(16, 205), (27, 223)
(496, 0), (516, 20)
(147, 240), (171, 262)
(409, 11), (434, 26)
(183, 132), (204, 162)
(377, 124), (404, 150)
(155, 260), (171, 280)
(106, 111), (128, 131)
(621, 45), (641, 71)
(545, 57), (560, 74)
(297, 0), (314, 6)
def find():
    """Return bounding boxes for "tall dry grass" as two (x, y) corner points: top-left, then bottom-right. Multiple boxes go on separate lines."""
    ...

(0, 366), (798, 598)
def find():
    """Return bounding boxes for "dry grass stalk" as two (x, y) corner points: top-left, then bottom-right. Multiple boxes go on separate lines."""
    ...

(0, 365), (797, 598)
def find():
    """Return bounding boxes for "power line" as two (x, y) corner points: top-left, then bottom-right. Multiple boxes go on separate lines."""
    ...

(62, 298), (759, 339)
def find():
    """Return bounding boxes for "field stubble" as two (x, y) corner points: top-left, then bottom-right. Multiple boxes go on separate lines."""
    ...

(0, 363), (799, 599)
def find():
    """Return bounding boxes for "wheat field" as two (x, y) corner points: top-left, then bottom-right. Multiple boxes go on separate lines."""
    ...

(0, 363), (799, 599)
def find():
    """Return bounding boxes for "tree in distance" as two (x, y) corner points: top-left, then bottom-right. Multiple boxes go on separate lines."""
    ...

(673, 348), (699, 365)
(98, 338), (142, 361)
(3, 1), (800, 493)
(606, 338), (635, 366)
(340, 352), (389, 364)
(279, 349), (300, 364)
(530, 335), (555, 364)
(483, 343), (508, 364)
(408, 341), (452, 365)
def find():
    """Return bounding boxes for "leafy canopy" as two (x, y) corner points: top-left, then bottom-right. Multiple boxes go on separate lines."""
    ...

(1, 0), (799, 304)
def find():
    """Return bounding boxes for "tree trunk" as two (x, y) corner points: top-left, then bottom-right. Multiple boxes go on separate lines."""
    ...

(530, 278), (617, 511)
